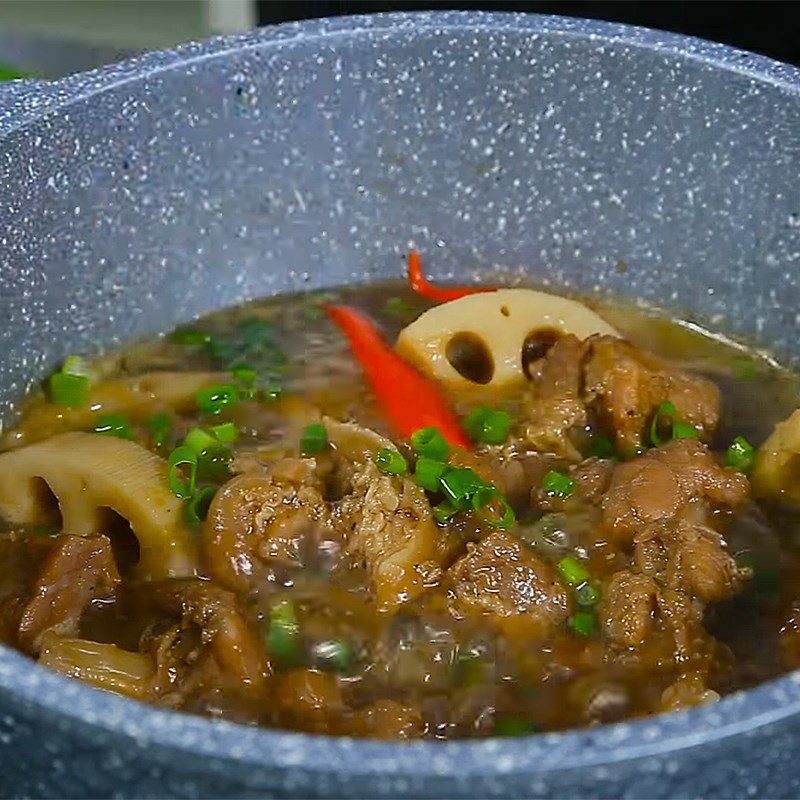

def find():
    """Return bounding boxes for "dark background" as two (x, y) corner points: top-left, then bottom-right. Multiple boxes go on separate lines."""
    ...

(257, 2), (800, 67)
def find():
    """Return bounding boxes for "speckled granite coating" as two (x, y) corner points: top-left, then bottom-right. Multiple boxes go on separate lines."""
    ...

(1, 11), (800, 798)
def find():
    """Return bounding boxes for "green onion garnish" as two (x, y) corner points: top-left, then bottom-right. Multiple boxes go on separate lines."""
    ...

(300, 423), (328, 454)
(411, 426), (451, 461)
(440, 468), (488, 510)
(542, 470), (576, 499)
(167, 446), (198, 499)
(731, 357), (758, 381)
(673, 421), (700, 440)
(93, 414), (132, 440)
(464, 406), (512, 445)
(471, 486), (516, 529)
(230, 363), (257, 387)
(569, 611), (595, 637)
(414, 456), (449, 492)
(262, 382), (282, 401)
(312, 638), (353, 673)
(725, 436), (755, 473)
(495, 717), (540, 736)
(586, 436), (615, 459)
(575, 582), (601, 607)
(49, 372), (90, 408)
(374, 448), (408, 475)
(185, 486), (216, 525)
(30, 525), (60, 537)
(171, 329), (210, 346)
(239, 318), (276, 347)
(211, 422), (238, 444)
(557, 556), (591, 588)
(196, 384), (239, 415)
(267, 600), (301, 669)
(384, 296), (414, 318)
(149, 413), (172, 450)
(61, 355), (93, 378)
(649, 402), (699, 446)
(184, 427), (218, 456)
(432, 499), (459, 524)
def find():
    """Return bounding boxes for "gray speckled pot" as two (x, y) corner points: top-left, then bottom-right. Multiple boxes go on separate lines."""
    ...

(1, 11), (800, 798)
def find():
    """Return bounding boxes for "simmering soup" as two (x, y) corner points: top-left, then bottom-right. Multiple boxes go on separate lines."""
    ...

(2, 255), (800, 739)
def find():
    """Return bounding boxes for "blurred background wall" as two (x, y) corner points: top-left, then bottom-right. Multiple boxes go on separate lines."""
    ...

(1, 1), (798, 79)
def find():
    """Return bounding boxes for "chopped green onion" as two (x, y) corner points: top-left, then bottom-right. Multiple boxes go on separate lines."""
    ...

(725, 436), (755, 473)
(464, 406), (512, 445)
(495, 717), (540, 736)
(673, 421), (700, 440)
(262, 381), (282, 401)
(384, 296), (414, 318)
(230, 363), (257, 386)
(414, 456), (449, 492)
(197, 446), (232, 481)
(62, 355), (93, 378)
(576, 582), (601, 607)
(205, 337), (236, 362)
(471, 486), (516, 529)
(374, 448), (408, 475)
(167, 446), (198, 499)
(184, 427), (218, 456)
(312, 638), (353, 673)
(185, 486), (216, 525)
(267, 600), (301, 669)
(196, 384), (239, 415)
(300, 423), (328, 454)
(30, 525), (59, 537)
(649, 401), (676, 447)
(211, 422), (238, 444)
(557, 556), (591, 588)
(433, 499), (459, 524)
(732, 357), (758, 381)
(411, 427), (451, 460)
(149, 413), (172, 450)
(586, 436), (615, 459)
(440, 468), (488, 510)
(238, 318), (277, 349)
(649, 402), (698, 446)
(542, 470), (576, 499)
(171, 329), (210, 346)
(569, 611), (595, 637)
(93, 414), (132, 440)
(49, 372), (90, 408)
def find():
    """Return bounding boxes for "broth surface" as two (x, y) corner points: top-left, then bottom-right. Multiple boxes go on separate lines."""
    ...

(1, 280), (799, 739)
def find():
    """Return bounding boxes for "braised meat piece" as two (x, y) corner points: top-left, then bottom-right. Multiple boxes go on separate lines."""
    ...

(519, 335), (587, 461)
(18, 534), (119, 652)
(583, 336), (720, 453)
(447, 530), (570, 636)
(202, 458), (331, 592)
(601, 439), (749, 545)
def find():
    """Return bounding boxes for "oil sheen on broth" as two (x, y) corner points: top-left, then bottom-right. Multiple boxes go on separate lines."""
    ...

(1, 279), (799, 739)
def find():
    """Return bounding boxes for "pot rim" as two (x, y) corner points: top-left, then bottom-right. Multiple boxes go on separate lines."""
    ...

(2, 9), (800, 778)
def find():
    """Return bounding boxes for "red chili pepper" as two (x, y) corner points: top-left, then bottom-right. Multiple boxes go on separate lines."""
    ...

(407, 251), (495, 303)
(326, 304), (470, 448)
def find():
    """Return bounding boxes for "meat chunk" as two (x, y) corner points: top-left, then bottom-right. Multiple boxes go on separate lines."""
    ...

(634, 520), (750, 603)
(601, 570), (658, 647)
(601, 439), (749, 545)
(660, 671), (719, 711)
(519, 335), (587, 460)
(276, 668), (344, 734)
(447, 530), (569, 636)
(152, 579), (267, 688)
(583, 336), (720, 453)
(18, 534), (120, 652)
(354, 700), (424, 740)
(601, 570), (704, 659)
(336, 463), (459, 609)
(203, 458), (331, 592)
(536, 456), (614, 512)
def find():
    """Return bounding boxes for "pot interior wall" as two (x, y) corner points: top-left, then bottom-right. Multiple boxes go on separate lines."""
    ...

(1, 20), (798, 417)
